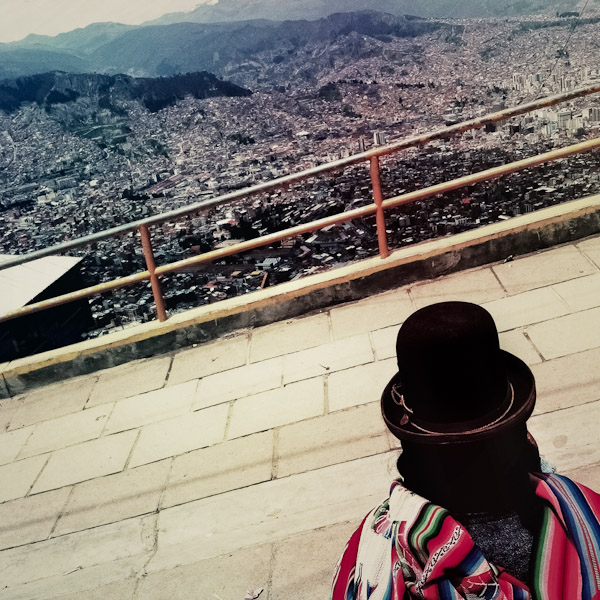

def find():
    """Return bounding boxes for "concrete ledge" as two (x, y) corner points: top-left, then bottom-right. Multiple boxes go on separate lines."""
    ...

(2, 194), (600, 398)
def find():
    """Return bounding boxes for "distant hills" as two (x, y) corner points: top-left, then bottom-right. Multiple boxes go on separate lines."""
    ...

(148, 0), (592, 24)
(12, 22), (137, 55)
(0, 47), (90, 80)
(90, 12), (449, 78)
(0, 2), (595, 82)
(0, 11), (456, 80)
(0, 71), (252, 114)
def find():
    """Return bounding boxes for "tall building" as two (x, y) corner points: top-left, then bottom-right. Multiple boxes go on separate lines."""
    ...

(373, 131), (387, 146)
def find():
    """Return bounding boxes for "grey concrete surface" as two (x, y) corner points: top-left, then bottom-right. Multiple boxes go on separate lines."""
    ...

(0, 236), (599, 598)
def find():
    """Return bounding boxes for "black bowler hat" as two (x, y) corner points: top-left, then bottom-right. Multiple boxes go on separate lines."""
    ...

(381, 301), (536, 444)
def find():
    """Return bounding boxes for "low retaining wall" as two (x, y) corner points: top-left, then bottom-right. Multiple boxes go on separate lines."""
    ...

(2, 194), (599, 398)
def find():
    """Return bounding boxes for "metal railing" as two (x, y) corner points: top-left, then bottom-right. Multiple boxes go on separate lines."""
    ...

(2, 83), (600, 326)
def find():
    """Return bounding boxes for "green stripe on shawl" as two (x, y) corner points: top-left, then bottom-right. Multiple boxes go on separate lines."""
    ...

(409, 504), (448, 567)
(532, 506), (552, 598)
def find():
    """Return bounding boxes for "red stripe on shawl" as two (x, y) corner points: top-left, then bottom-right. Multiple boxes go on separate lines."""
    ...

(563, 534), (584, 599)
(540, 513), (567, 599)
(578, 483), (600, 594)
(536, 476), (597, 599)
(422, 516), (472, 581)
(580, 482), (600, 519)
(331, 514), (369, 600)
(552, 477), (600, 596)
(390, 534), (407, 600)
(499, 571), (528, 598)
(536, 478), (569, 530)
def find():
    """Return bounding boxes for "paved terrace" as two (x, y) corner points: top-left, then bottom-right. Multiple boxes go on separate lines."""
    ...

(0, 234), (600, 599)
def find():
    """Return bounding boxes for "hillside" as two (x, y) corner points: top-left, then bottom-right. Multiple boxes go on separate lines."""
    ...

(11, 22), (137, 55)
(90, 12), (452, 78)
(0, 47), (91, 80)
(0, 71), (252, 114)
(0, 12), (456, 80)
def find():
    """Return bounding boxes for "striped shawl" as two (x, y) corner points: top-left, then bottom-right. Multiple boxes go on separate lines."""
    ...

(331, 474), (600, 600)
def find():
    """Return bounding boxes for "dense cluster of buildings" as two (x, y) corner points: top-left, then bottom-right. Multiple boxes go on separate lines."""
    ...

(1, 14), (600, 337)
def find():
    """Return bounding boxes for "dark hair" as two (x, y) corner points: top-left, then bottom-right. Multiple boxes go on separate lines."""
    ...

(395, 423), (541, 516)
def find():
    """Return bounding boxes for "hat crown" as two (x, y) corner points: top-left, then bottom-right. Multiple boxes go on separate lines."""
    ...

(396, 302), (508, 424)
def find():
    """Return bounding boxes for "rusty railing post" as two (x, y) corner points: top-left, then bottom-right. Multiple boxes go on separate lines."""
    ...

(369, 155), (390, 259)
(139, 224), (168, 322)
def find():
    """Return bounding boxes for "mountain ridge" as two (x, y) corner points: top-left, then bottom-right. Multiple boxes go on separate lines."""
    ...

(146, 0), (591, 25)
(0, 11), (456, 80)
(9, 22), (138, 56)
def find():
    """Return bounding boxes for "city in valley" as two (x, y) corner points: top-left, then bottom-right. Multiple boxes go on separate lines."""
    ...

(1, 9), (600, 337)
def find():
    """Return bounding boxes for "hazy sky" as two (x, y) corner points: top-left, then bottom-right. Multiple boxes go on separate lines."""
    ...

(0, 0), (213, 43)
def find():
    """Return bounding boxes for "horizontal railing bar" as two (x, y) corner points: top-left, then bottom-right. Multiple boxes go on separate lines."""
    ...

(154, 204), (378, 275)
(0, 270), (151, 324)
(2, 136), (599, 324)
(2, 83), (600, 272)
(154, 136), (600, 276)
(368, 82), (600, 161)
(382, 136), (600, 211)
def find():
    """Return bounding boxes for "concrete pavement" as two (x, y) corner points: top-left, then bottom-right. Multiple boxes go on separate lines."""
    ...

(0, 234), (599, 599)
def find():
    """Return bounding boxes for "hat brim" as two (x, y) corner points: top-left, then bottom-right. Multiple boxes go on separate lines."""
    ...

(381, 350), (536, 444)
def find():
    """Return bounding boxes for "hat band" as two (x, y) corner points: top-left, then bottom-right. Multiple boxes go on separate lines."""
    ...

(391, 382), (515, 437)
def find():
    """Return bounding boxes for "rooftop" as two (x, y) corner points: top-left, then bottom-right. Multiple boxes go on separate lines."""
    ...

(0, 228), (599, 599)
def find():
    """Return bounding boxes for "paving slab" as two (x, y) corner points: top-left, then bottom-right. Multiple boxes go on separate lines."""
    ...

(526, 306), (600, 360)
(577, 235), (600, 268)
(18, 404), (113, 460)
(271, 521), (358, 600)
(227, 377), (324, 440)
(329, 289), (412, 340)
(45, 578), (137, 600)
(194, 356), (283, 410)
(2, 232), (600, 599)
(564, 462), (600, 492)
(7, 556), (146, 600)
(137, 542), (272, 600)
(553, 272), (600, 312)
(53, 460), (171, 537)
(277, 403), (390, 478)
(31, 431), (138, 494)
(0, 456), (48, 503)
(528, 399), (600, 473)
(328, 359), (397, 412)
(410, 267), (506, 308)
(283, 334), (374, 385)
(0, 395), (24, 432)
(167, 334), (248, 386)
(498, 330), (543, 365)
(9, 376), (96, 430)
(88, 357), (171, 407)
(128, 403), (229, 468)
(482, 287), (570, 332)
(371, 326), (399, 360)
(0, 488), (71, 551)
(148, 452), (396, 571)
(162, 431), (273, 509)
(532, 347), (600, 415)
(0, 515), (154, 591)
(250, 313), (330, 362)
(492, 245), (596, 295)
(0, 426), (33, 466)
(104, 380), (197, 435)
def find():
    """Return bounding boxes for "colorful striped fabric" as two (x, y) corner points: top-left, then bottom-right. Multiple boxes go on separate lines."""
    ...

(330, 473), (600, 600)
